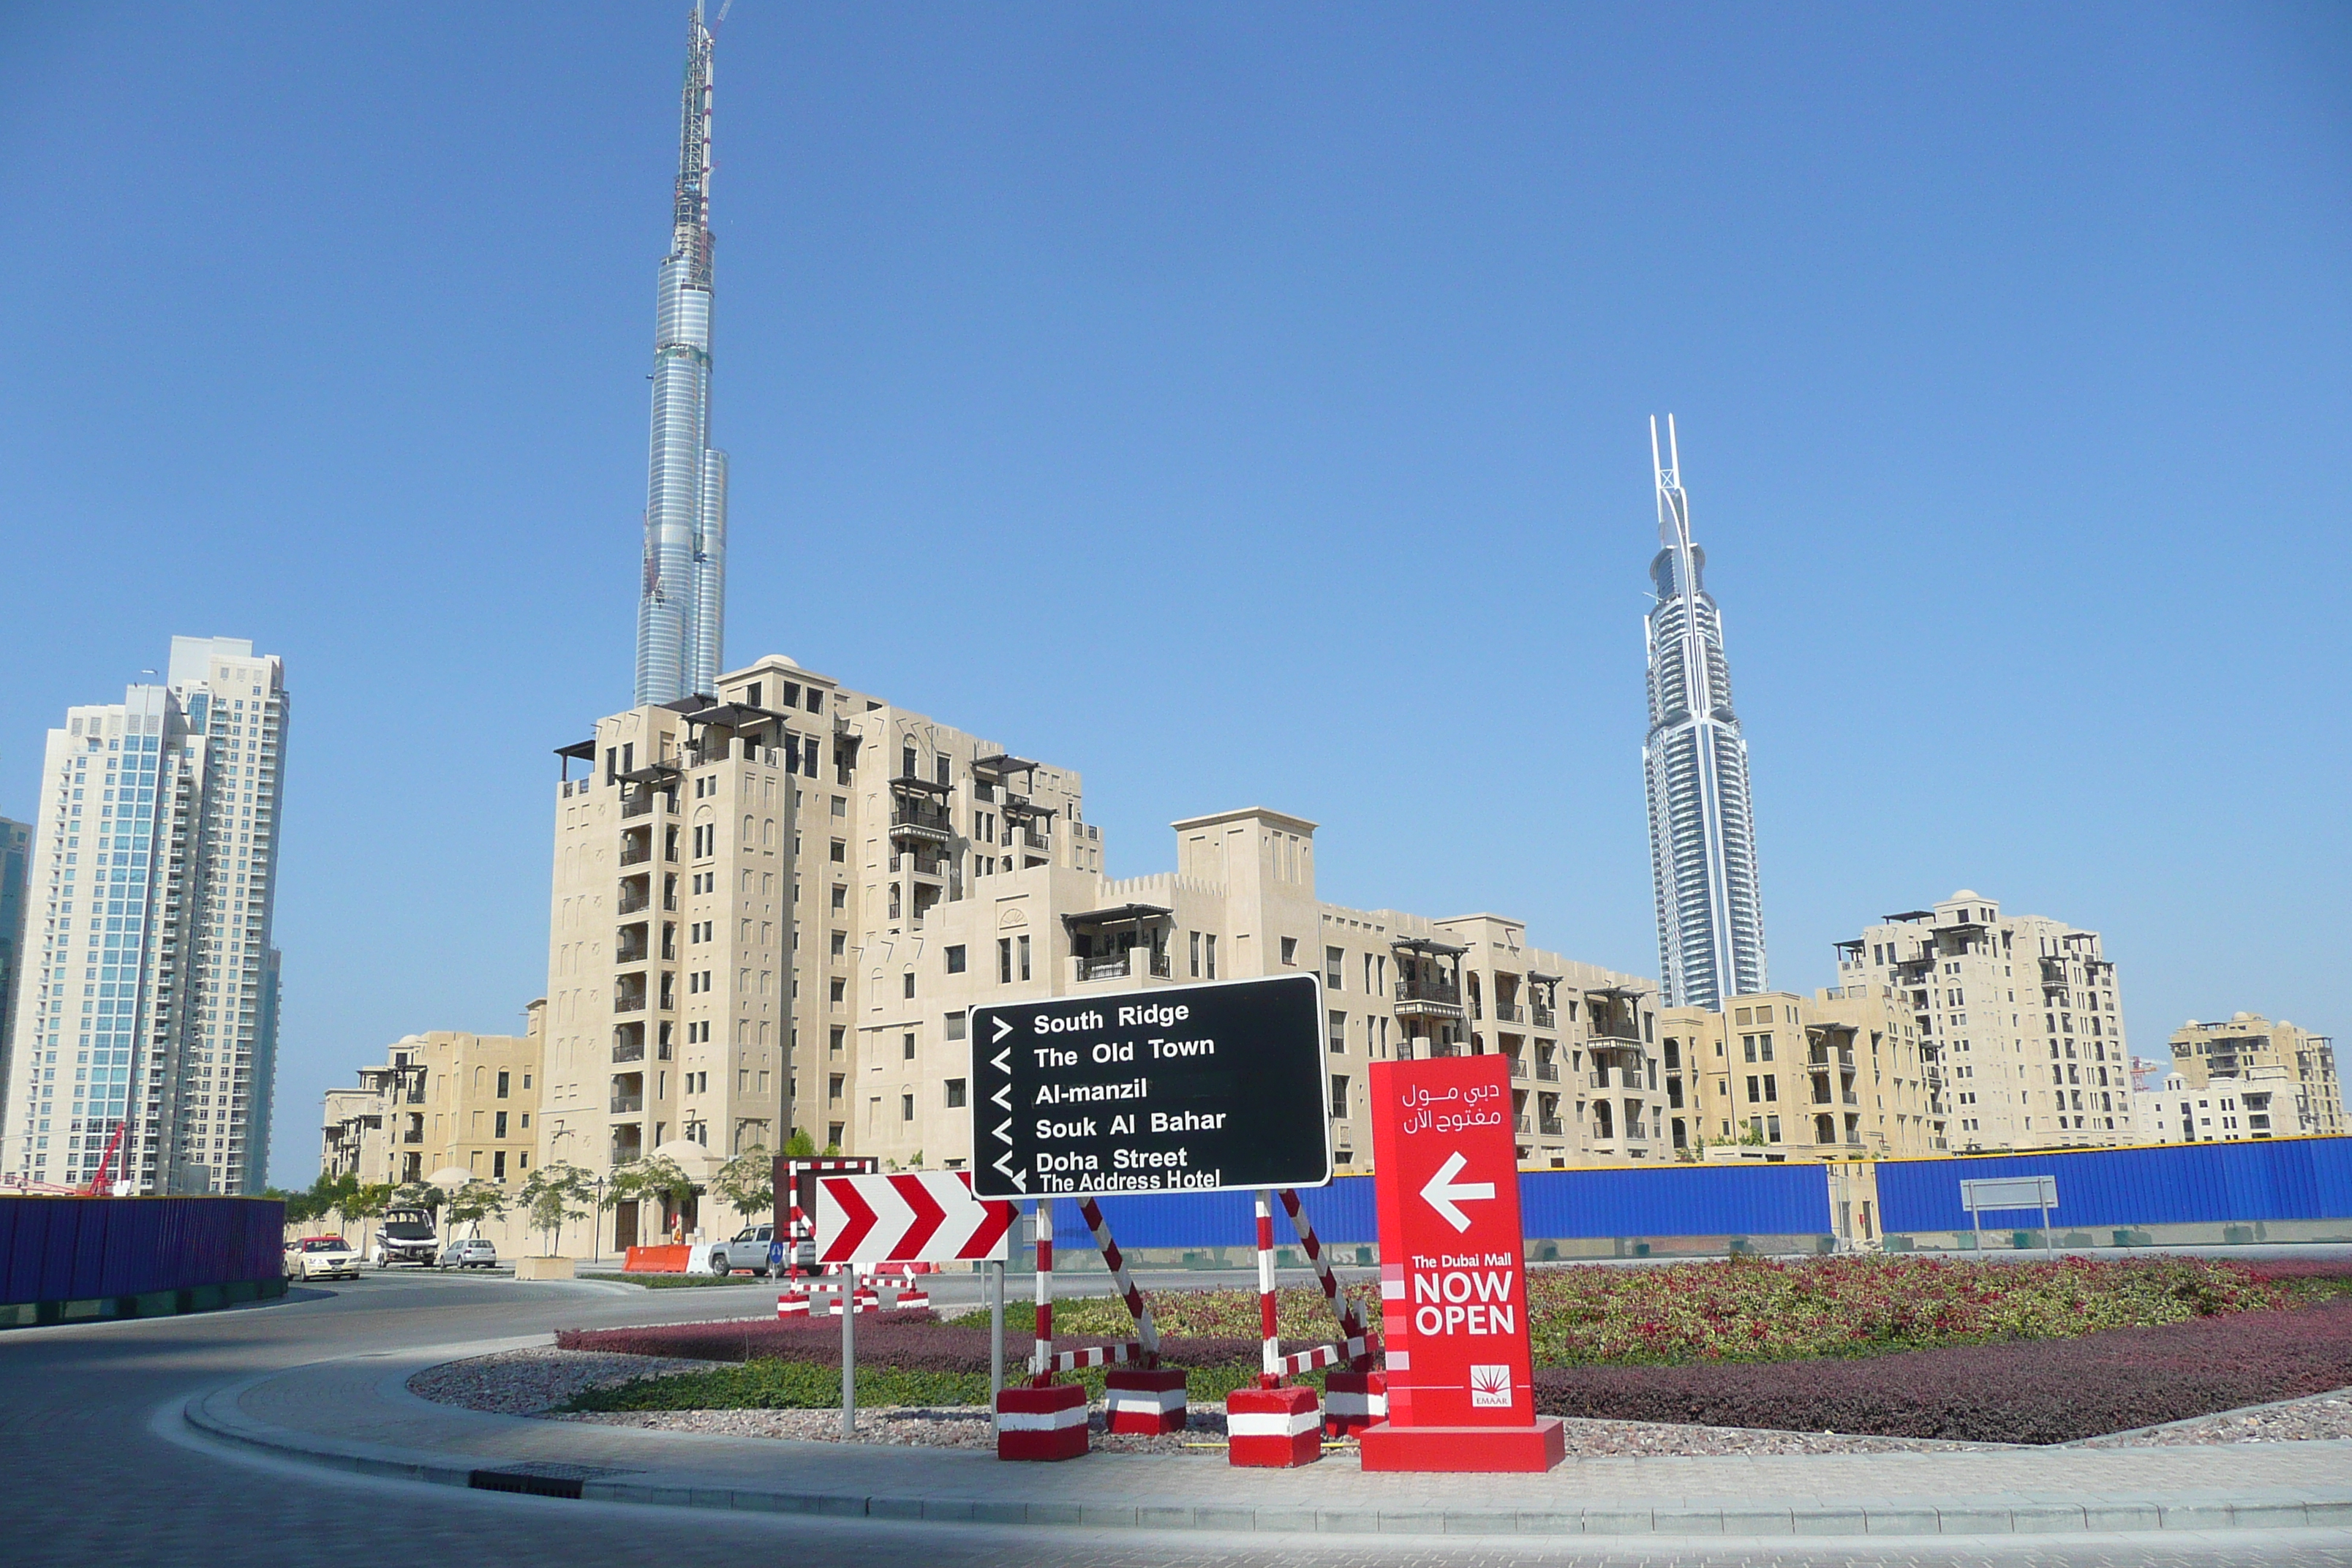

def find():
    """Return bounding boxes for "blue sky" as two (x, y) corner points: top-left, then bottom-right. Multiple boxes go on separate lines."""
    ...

(1, 4), (2346, 1186)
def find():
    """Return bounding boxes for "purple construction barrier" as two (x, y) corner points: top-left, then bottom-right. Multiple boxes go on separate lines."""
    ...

(0, 1195), (284, 1308)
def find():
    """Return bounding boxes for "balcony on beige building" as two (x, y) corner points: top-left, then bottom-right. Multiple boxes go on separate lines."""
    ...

(614, 974), (647, 1015)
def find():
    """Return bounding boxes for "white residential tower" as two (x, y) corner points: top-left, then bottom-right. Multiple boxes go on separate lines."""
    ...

(1, 638), (287, 1194)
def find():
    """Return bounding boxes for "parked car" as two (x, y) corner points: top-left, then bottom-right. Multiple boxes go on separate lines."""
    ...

(438, 1237), (497, 1270)
(372, 1207), (440, 1268)
(287, 1235), (361, 1281)
(707, 1224), (814, 1277)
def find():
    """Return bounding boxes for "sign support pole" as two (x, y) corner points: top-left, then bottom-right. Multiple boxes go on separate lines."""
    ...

(1032, 1198), (1054, 1387)
(1254, 1188), (1280, 1389)
(988, 1259), (1005, 1428)
(840, 1262), (856, 1437)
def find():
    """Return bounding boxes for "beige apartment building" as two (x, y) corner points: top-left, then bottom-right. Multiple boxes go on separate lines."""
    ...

(320, 1011), (543, 1188)
(2138, 1066), (2329, 1145)
(2166, 1014), (2343, 1137)
(535, 655), (1659, 1251)
(1832, 891), (2135, 1153)
(1662, 985), (1942, 1161)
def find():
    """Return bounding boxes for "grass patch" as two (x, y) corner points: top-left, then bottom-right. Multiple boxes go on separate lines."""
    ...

(578, 1273), (776, 1289)
(565, 1360), (989, 1411)
(558, 1357), (1292, 1413)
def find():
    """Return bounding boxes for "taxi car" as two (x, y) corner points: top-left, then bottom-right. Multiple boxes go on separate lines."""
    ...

(286, 1235), (363, 1281)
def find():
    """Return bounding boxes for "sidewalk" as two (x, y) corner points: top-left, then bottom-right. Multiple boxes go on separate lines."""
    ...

(184, 1333), (2352, 1539)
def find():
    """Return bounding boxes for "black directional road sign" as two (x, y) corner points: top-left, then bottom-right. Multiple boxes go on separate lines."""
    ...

(968, 973), (1332, 1199)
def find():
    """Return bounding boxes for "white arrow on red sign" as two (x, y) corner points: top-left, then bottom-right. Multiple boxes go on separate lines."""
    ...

(818, 1170), (1015, 1266)
(1418, 1150), (1495, 1234)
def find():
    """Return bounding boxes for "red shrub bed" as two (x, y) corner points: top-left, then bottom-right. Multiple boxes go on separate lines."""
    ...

(2237, 1257), (2352, 1284)
(555, 1313), (1264, 1376)
(1533, 1300), (2352, 1444)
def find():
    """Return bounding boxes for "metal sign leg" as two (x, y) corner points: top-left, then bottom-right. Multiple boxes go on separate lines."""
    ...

(840, 1262), (856, 1437)
(989, 1259), (1005, 1431)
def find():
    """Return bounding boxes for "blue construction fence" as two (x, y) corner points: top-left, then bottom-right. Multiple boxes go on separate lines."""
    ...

(1028, 1138), (2352, 1263)
(1046, 1161), (1835, 1261)
(1876, 1137), (2352, 1243)
(0, 1196), (288, 1325)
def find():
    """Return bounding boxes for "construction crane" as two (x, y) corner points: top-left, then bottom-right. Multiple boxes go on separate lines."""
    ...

(80, 1123), (128, 1196)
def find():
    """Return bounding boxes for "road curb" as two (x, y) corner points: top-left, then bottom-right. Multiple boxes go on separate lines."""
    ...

(178, 1357), (2352, 1539)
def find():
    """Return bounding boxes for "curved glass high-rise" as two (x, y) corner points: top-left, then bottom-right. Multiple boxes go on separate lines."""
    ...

(1643, 416), (1766, 1009)
(636, 4), (728, 706)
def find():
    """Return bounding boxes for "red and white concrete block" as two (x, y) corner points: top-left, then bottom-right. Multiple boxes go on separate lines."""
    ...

(1322, 1369), (1387, 1436)
(1104, 1367), (1188, 1435)
(995, 1382), (1090, 1461)
(1226, 1384), (1322, 1467)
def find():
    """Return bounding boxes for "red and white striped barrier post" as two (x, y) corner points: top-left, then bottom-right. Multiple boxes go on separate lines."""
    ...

(998, 1198), (1087, 1460)
(1080, 1195), (1186, 1434)
(1276, 1187), (1385, 1435)
(1226, 1188), (1320, 1466)
(776, 1291), (810, 1319)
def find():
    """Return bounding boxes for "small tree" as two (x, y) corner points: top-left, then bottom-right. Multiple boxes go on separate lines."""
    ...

(708, 1146), (774, 1220)
(608, 1154), (697, 1236)
(519, 1163), (595, 1256)
(393, 1181), (447, 1220)
(342, 1182), (393, 1251)
(783, 1126), (816, 1158)
(312, 1169), (357, 1226)
(443, 1179), (509, 1238)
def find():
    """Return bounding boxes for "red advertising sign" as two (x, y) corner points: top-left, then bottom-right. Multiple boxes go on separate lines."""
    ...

(1360, 1055), (1564, 1471)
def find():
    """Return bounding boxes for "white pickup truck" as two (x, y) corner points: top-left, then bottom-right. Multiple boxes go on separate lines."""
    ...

(704, 1224), (815, 1277)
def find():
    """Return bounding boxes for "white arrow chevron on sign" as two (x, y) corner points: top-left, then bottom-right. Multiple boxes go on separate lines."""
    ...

(992, 1016), (1012, 1043)
(816, 1172), (1016, 1265)
(1418, 1150), (1495, 1233)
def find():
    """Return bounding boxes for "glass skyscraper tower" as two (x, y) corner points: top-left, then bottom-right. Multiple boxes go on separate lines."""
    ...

(1643, 417), (1767, 1010)
(1, 638), (287, 1194)
(635, 4), (730, 706)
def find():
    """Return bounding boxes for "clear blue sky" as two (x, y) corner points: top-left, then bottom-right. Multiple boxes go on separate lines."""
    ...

(2, 4), (2346, 1186)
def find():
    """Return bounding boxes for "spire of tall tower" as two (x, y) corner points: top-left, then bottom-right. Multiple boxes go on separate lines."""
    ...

(636, 4), (728, 706)
(1642, 417), (1768, 1009)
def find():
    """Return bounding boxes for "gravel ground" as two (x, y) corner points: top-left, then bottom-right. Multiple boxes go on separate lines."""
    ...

(547, 1406), (2032, 1456)
(2074, 1387), (2352, 1447)
(408, 1346), (2352, 1455)
(406, 1346), (712, 1415)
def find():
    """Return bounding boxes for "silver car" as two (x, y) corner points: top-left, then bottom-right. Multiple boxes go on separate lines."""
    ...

(438, 1237), (497, 1270)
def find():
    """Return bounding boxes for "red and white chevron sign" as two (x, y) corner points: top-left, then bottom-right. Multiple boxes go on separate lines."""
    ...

(817, 1170), (1016, 1266)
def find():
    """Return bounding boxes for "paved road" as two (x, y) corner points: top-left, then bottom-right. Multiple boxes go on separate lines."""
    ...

(6, 1270), (2349, 1568)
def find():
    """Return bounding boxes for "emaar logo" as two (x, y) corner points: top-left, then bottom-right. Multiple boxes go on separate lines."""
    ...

(1469, 1364), (1512, 1408)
